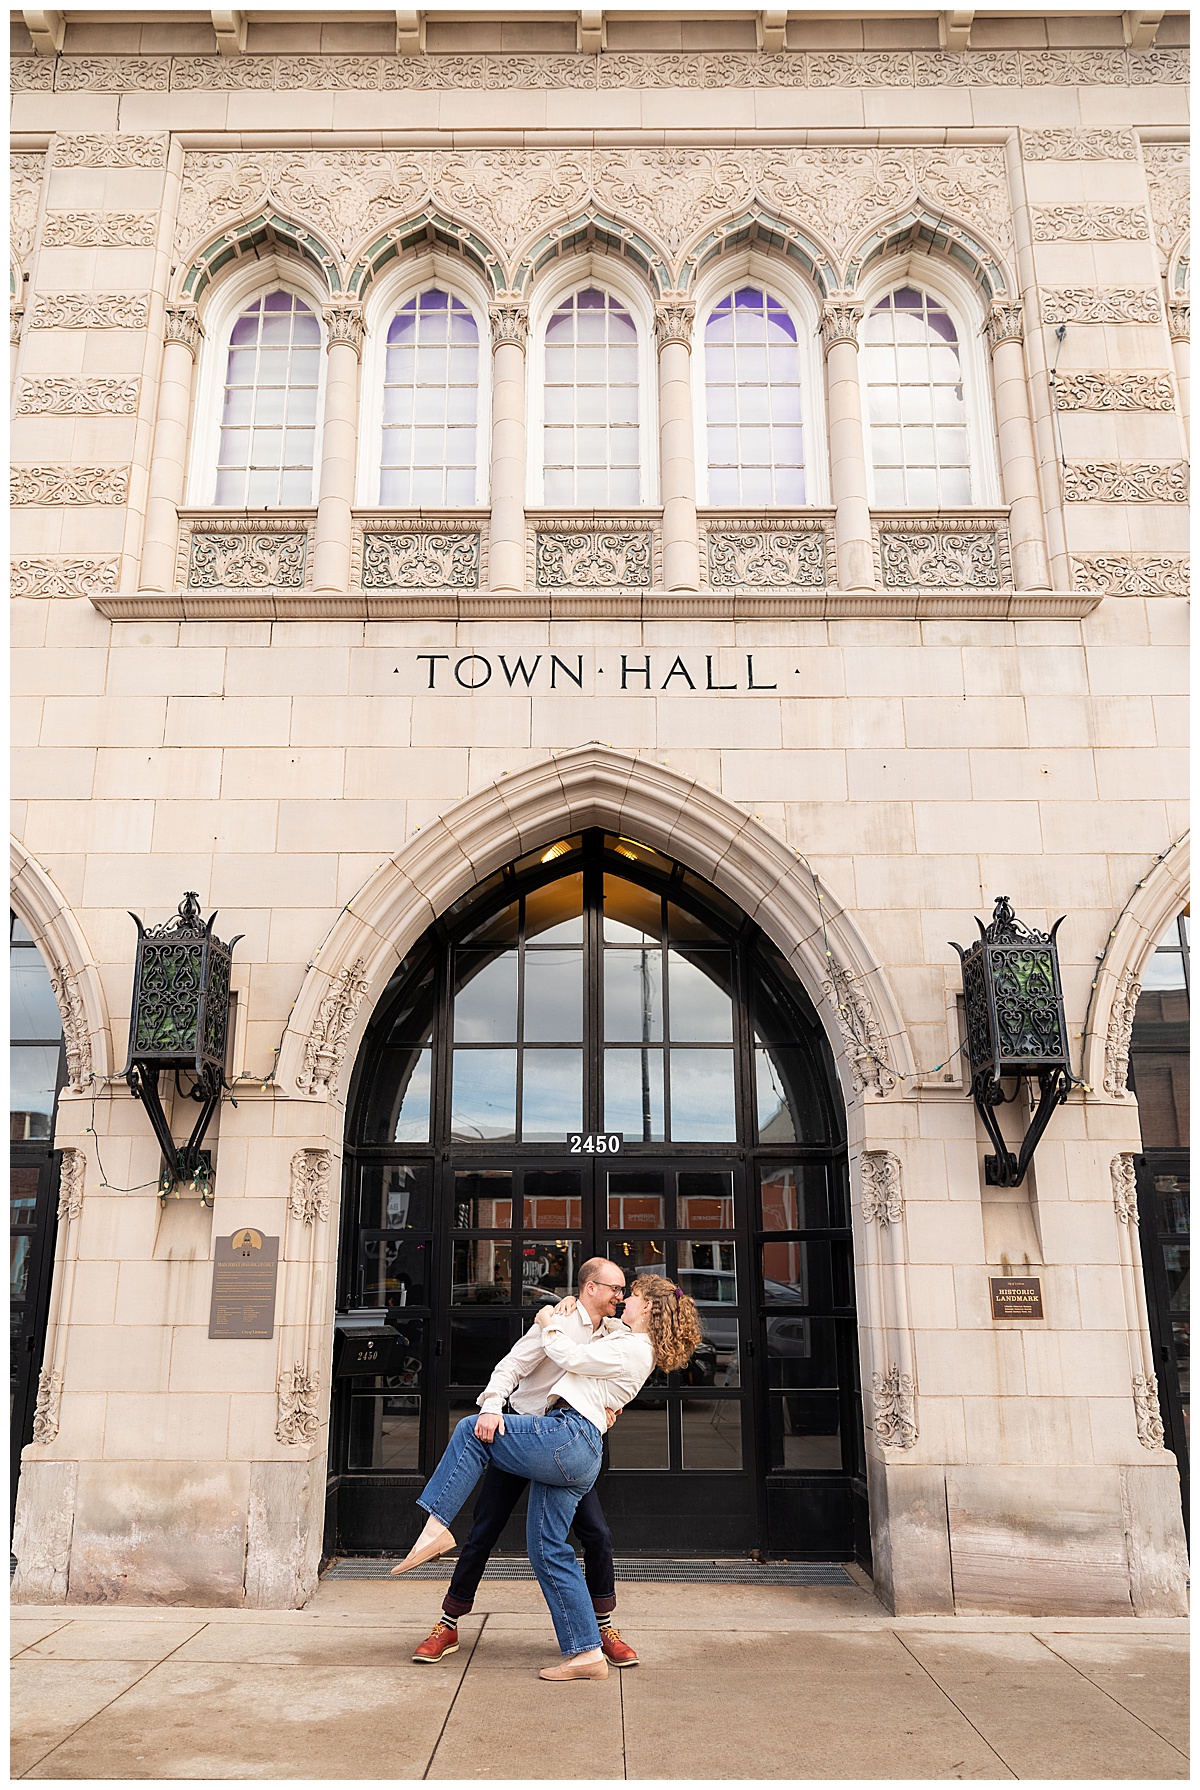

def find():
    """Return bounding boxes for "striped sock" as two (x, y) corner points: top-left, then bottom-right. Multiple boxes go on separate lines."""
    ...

(439, 1612), (459, 1631)
(596, 1612), (614, 1630)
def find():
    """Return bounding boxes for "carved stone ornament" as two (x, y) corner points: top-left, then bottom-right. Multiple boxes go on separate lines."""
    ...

(706, 524), (828, 589)
(860, 1151), (904, 1225)
(1040, 288), (1163, 325)
(52, 133), (169, 168)
(12, 466), (130, 506)
(1142, 145), (1190, 263)
(535, 527), (655, 590)
(323, 305), (366, 353)
(822, 961), (896, 1096)
(654, 304), (694, 350)
(489, 306), (529, 348)
(1111, 1153), (1139, 1224)
(1052, 372), (1176, 411)
(876, 519), (1011, 591)
(1132, 1372), (1166, 1450)
(55, 57), (170, 91)
(11, 152), (45, 263)
(360, 529), (481, 591)
(819, 302), (862, 350)
(1031, 206), (1150, 242)
(1071, 555), (1188, 597)
(298, 958), (371, 1099)
(187, 530), (308, 590)
(42, 210), (159, 248)
(10, 556), (120, 599)
(164, 305), (202, 354)
(11, 303), (24, 345)
(31, 1369), (64, 1446)
(289, 1149), (334, 1225)
(47, 971), (92, 1093)
(1167, 302), (1189, 343)
(1021, 128), (1137, 160)
(1064, 461), (1188, 503)
(10, 56), (54, 91)
(1104, 968), (1142, 1095)
(984, 303), (1023, 349)
(872, 1365), (917, 1449)
(17, 377), (140, 416)
(29, 293), (150, 330)
(275, 1362), (320, 1446)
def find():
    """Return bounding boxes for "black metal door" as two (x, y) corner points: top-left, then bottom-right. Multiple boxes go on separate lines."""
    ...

(10, 1151), (61, 1517)
(1135, 1150), (1189, 1530)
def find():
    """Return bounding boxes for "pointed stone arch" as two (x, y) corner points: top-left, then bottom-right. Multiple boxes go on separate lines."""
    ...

(277, 745), (914, 1112)
(9, 838), (113, 1091)
(1083, 833), (1189, 1100)
(511, 209), (671, 299)
(344, 207), (507, 301)
(842, 200), (1013, 301)
(676, 204), (837, 299)
(177, 208), (344, 306)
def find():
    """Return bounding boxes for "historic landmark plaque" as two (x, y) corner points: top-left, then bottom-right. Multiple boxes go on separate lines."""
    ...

(209, 1229), (280, 1339)
(989, 1276), (1045, 1321)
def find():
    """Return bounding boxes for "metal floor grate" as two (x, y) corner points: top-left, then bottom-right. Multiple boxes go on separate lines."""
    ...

(324, 1557), (853, 1585)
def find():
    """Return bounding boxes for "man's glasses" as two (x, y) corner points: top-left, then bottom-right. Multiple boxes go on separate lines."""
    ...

(590, 1281), (626, 1296)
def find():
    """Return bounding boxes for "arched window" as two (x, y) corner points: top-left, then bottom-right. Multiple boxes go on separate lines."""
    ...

(214, 289), (322, 507)
(380, 288), (480, 507)
(703, 287), (806, 505)
(862, 285), (972, 507)
(542, 287), (641, 506)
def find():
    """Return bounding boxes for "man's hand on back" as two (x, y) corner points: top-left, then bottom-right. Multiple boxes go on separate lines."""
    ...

(604, 1406), (622, 1431)
(474, 1410), (505, 1441)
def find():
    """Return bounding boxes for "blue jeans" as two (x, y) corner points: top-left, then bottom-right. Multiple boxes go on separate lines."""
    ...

(418, 1409), (604, 1656)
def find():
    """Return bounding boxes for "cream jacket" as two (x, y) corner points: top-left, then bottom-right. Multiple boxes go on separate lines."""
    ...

(539, 1318), (656, 1432)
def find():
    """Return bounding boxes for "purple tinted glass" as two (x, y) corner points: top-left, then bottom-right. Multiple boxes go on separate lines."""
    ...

(704, 287), (805, 503)
(216, 290), (319, 506)
(380, 289), (480, 504)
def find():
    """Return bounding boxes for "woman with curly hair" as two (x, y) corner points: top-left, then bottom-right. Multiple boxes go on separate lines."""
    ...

(390, 1274), (702, 1679)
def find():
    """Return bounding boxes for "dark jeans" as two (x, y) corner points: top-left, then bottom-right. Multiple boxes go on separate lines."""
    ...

(442, 1446), (616, 1620)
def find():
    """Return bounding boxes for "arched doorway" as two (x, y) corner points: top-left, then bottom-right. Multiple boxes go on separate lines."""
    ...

(329, 829), (865, 1562)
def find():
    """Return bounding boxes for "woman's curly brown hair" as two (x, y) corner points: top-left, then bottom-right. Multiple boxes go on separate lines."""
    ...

(631, 1274), (703, 1374)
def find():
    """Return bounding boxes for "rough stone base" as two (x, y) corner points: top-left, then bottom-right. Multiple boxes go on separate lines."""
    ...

(947, 1465), (1134, 1615)
(11, 1457), (78, 1603)
(246, 1457), (325, 1609)
(1122, 1460), (1190, 1615)
(62, 1461), (251, 1606)
(867, 1455), (955, 1616)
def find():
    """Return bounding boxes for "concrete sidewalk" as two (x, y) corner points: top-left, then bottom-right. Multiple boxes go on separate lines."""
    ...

(11, 1573), (1189, 1780)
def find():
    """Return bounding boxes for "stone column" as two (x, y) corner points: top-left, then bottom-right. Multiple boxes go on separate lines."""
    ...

(820, 301), (874, 593)
(1167, 301), (1189, 442)
(138, 304), (201, 594)
(655, 302), (699, 592)
(488, 305), (529, 593)
(11, 301), (25, 386)
(985, 302), (1051, 591)
(312, 305), (364, 595)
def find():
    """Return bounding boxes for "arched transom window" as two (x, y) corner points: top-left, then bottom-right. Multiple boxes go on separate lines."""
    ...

(215, 289), (321, 507)
(862, 286), (971, 507)
(380, 289), (480, 506)
(704, 287), (806, 505)
(543, 287), (640, 506)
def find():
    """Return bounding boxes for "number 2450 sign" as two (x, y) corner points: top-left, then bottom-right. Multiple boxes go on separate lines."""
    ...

(568, 1133), (623, 1154)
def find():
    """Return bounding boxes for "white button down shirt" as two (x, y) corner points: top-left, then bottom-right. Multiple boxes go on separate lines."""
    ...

(477, 1304), (624, 1417)
(476, 1305), (654, 1430)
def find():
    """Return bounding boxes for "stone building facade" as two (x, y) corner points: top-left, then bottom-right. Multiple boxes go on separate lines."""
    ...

(9, 7), (1190, 1616)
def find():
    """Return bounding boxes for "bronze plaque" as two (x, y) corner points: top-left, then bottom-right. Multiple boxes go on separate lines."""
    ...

(989, 1276), (1044, 1321)
(209, 1229), (280, 1339)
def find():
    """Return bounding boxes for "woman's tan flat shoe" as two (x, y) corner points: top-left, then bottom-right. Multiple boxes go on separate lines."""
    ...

(388, 1533), (456, 1577)
(538, 1656), (609, 1681)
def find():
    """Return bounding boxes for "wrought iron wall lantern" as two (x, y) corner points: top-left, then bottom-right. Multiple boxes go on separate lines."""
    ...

(123, 892), (241, 1204)
(951, 896), (1080, 1188)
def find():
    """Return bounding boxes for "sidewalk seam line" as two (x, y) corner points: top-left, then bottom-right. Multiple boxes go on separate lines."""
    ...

(11, 1620), (73, 1659)
(891, 1631), (1017, 1780)
(1030, 1632), (1191, 1765)
(423, 1611), (486, 1780)
(14, 1620), (212, 1779)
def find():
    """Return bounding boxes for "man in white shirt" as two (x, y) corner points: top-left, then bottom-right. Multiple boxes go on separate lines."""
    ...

(411, 1257), (640, 1667)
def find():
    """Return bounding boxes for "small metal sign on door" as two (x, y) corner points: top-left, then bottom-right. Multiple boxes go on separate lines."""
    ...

(989, 1276), (1044, 1321)
(209, 1229), (280, 1339)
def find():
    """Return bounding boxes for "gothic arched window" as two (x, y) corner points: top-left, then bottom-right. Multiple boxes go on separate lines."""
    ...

(379, 288), (481, 506)
(541, 287), (642, 506)
(861, 285), (972, 507)
(703, 287), (806, 506)
(214, 288), (322, 507)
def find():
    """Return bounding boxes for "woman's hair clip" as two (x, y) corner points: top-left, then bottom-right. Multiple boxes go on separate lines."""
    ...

(672, 1285), (683, 1298)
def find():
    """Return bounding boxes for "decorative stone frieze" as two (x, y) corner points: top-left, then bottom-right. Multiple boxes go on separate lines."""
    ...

(1072, 555), (1189, 596)
(1040, 288), (1163, 325)
(52, 133), (169, 168)
(298, 958), (371, 1099)
(322, 305), (365, 353)
(872, 1366), (917, 1449)
(55, 1149), (87, 1224)
(984, 302), (1023, 349)
(1132, 1373), (1166, 1450)
(1031, 207), (1151, 242)
(17, 378), (140, 416)
(10, 56), (54, 90)
(275, 1363), (320, 1446)
(1142, 144), (1190, 262)
(1104, 971), (1143, 1095)
(1166, 302), (1189, 343)
(819, 302), (862, 350)
(12, 466), (129, 506)
(47, 971), (93, 1092)
(55, 56), (170, 90)
(29, 293), (150, 330)
(534, 525), (656, 590)
(653, 304), (694, 350)
(1052, 372), (1176, 411)
(1111, 1153), (1140, 1224)
(1021, 128), (1137, 160)
(1063, 462), (1188, 503)
(10, 153), (45, 264)
(860, 1152), (904, 1225)
(289, 1150), (333, 1226)
(11, 304), (25, 345)
(822, 961), (896, 1096)
(10, 557), (121, 599)
(164, 306), (202, 354)
(358, 526), (483, 591)
(704, 520), (829, 588)
(489, 306), (529, 348)
(875, 518), (1012, 591)
(185, 527), (310, 591)
(42, 211), (159, 248)
(31, 1370), (64, 1446)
